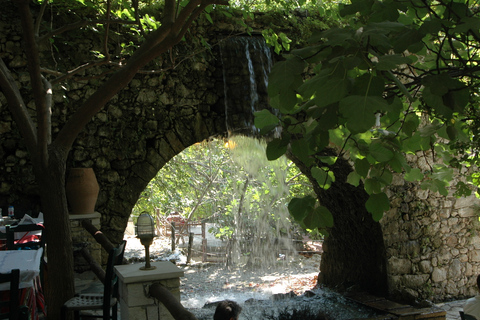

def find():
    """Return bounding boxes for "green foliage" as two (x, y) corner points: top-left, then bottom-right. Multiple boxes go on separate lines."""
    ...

(133, 137), (313, 239)
(256, 0), (480, 228)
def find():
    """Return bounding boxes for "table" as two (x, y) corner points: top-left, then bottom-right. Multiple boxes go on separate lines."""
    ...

(0, 248), (43, 290)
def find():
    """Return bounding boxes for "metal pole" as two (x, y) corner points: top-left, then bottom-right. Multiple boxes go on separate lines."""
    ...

(171, 221), (176, 251)
(187, 232), (194, 264)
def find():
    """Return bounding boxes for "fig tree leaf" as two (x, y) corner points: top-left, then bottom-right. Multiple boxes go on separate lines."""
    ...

(347, 171), (361, 186)
(376, 54), (413, 70)
(355, 158), (371, 178)
(369, 142), (394, 162)
(339, 95), (388, 133)
(404, 168), (423, 181)
(266, 138), (288, 160)
(366, 192), (389, 221)
(288, 196), (316, 222)
(268, 57), (306, 112)
(364, 178), (382, 194)
(254, 109), (279, 133)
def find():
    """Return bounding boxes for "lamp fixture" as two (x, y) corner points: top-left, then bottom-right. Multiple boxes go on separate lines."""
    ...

(136, 212), (156, 270)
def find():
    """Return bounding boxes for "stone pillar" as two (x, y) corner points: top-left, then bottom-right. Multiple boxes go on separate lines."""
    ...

(115, 261), (185, 320)
(69, 212), (102, 271)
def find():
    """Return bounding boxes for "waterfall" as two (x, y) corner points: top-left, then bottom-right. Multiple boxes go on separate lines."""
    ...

(219, 36), (274, 135)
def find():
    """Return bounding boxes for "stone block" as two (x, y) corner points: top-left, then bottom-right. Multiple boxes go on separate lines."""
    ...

(419, 260), (432, 273)
(432, 267), (447, 282)
(121, 304), (148, 320)
(388, 257), (412, 275)
(403, 274), (429, 289)
(455, 196), (480, 209)
(121, 282), (156, 307)
(115, 261), (184, 320)
(445, 235), (458, 247)
(469, 249), (480, 262)
(458, 206), (479, 218)
(447, 259), (462, 279)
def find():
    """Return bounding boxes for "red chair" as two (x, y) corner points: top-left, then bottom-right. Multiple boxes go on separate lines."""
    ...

(5, 224), (45, 251)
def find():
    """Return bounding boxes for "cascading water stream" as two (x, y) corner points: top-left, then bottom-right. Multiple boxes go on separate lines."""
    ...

(245, 40), (259, 118)
(219, 36), (273, 135)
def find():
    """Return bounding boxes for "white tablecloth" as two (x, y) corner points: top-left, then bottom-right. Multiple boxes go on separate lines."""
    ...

(0, 248), (43, 290)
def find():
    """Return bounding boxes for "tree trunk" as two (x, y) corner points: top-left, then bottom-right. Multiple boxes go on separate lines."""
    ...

(288, 152), (388, 296)
(33, 147), (75, 320)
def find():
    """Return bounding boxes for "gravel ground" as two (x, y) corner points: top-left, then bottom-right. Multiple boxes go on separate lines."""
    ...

(121, 235), (382, 320)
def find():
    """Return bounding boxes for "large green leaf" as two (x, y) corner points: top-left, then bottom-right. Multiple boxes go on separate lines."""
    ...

(431, 164), (453, 183)
(365, 192), (389, 221)
(405, 168), (423, 181)
(268, 57), (306, 112)
(389, 152), (409, 173)
(288, 196), (316, 222)
(364, 178), (382, 194)
(347, 171), (361, 186)
(298, 69), (351, 108)
(355, 158), (370, 177)
(311, 167), (335, 189)
(339, 95), (388, 133)
(303, 205), (334, 229)
(351, 74), (385, 96)
(369, 142), (394, 162)
(290, 138), (313, 165)
(254, 109), (279, 133)
(266, 138), (288, 160)
(376, 54), (414, 70)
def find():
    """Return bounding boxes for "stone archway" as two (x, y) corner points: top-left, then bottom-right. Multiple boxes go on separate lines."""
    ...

(4, 7), (480, 303)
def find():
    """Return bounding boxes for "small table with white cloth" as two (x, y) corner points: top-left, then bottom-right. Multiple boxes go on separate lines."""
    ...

(0, 247), (45, 319)
(0, 248), (43, 290)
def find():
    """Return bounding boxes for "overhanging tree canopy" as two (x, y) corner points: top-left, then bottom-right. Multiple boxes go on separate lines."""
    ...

(256, 0), (480, 232)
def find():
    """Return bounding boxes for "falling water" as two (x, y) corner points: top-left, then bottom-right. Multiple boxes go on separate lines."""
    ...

(219, 36), (273, 135)
(245, 41), (259, 117)
(225, 136), (297, 269)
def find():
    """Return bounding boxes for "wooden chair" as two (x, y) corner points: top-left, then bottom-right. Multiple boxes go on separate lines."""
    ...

(6, 224), (45, 251)
(460, 311), (478, 320)
(62, 241), (126, 320)
(0, 269), (20, 320)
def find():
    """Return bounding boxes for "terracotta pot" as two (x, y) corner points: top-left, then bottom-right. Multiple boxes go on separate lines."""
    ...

(66, 168), (99, 214)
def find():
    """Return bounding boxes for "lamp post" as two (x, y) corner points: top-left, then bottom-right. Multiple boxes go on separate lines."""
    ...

(136, 212), (156, 270)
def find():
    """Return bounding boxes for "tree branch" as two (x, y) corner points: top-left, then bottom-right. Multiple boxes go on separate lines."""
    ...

(38, 19), (138, 44)
(164, 0), (177, 25)
(103, 0), (112, 62)
(17, 0), (49, 167)
(0, 58), (37, 152)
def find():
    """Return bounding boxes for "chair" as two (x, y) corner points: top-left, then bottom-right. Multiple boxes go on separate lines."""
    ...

(0, 269), (20, 320)
(6, 224), (45, 250)
(460, 311), (478, 320)
(62, 241), (126, 320)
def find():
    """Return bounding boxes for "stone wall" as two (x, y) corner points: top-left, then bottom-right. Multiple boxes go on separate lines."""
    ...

(0, 5), (280, 243)
(382, 152), (480, 302)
